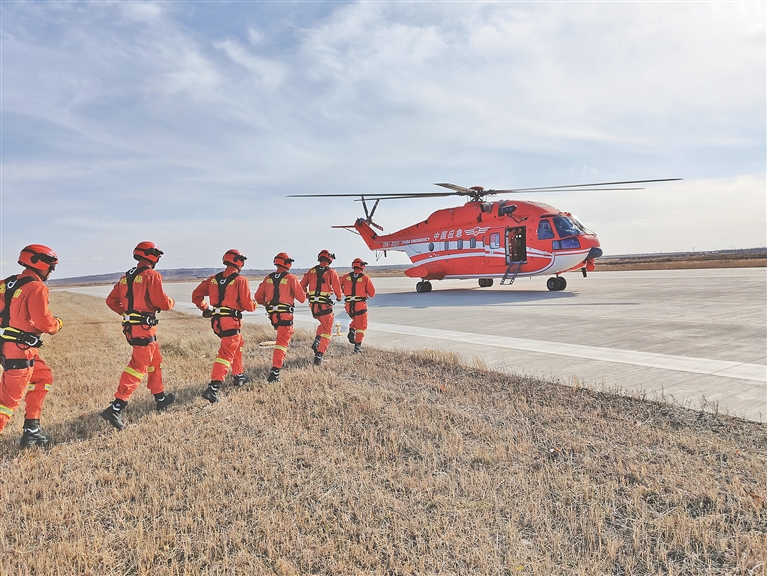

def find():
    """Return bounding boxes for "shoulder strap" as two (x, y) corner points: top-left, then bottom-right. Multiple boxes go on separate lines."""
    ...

(350, 273), (359, 297)
(0, 275), (38, 327)
(125, 266), (149, 312)
(214, 272), (239, 306)
(314, 266), (326, 297)
(270, 272), (287, 308)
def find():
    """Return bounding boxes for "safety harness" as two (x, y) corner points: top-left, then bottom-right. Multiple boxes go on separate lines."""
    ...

(210, 271), (243, 337)
(265, 272), (294, 328)
(0, 275), (42, 369)
(345, 273), (368, 317)
(308, 266), (334, 318)
(121, 267), (158, 346)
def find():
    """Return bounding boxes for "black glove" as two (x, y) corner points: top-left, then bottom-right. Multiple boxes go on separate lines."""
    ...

(202, 308), (213, 318)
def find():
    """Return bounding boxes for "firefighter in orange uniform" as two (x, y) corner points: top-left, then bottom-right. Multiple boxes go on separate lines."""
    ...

(300, 250), (342, 366)
(342, 258), (376, 353)
(254, 253), (306, 382)
(0, 245), (62, 448)
(193, 249), (256, 403)
(101, 242), (176, 430)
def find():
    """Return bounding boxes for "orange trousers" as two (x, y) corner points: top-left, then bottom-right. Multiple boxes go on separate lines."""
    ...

(272, 325), (294, 369)
(0, 347), (53, 433)
(211, 333), (244, 381)
(350, 312), (368, 344)
(313, 313), (334, 354)
(115, 341), (165, 402)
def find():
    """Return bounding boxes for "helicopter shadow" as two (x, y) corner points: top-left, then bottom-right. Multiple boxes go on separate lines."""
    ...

(369, 287), (579, 309)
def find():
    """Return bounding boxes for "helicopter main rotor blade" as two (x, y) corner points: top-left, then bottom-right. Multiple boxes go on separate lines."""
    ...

(490, 178), (682, 193)
(434, 183), (473, 193)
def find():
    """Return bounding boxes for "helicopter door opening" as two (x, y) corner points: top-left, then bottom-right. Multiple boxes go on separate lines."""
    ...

(506, 227), (527, 264)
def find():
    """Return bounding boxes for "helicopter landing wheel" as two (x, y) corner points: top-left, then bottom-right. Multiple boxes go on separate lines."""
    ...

(416, 281), (432, 293)
(547, 277), (558, 291)
(547, 277), (567, 291)
(478, 278), (494, 287)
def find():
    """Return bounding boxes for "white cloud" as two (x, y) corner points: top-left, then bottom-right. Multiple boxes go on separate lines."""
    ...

(0, 2), (763, 277)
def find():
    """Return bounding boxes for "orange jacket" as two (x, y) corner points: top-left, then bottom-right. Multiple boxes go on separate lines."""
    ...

(341, 272), (375, 317)
(0, 269), (60, 336)
(192, 267), (256, 312)
(300, 266), (342, 317)
(255, 271), (306, 328)
(192, 267), (256, 337)
(106, 266), (174, 338)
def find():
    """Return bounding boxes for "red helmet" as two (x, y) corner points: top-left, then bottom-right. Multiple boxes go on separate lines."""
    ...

(18, 244), (58, 278)
(317, 249), (335, 264)
(133, 241), (164, 265)
(274, 252), (294, 270)
(352, 258), (367, 271)
(223, 249), (247, 270)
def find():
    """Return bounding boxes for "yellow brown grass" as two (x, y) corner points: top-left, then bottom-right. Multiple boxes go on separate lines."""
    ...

(0, 292), (765, 575)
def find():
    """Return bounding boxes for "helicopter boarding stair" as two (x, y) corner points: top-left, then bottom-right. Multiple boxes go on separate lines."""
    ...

(500, 261), (523, 285)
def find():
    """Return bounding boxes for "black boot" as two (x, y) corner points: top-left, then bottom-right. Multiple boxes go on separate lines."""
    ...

(20, 419), (49, 448)
(267, 367), (281, 383)
(347, 329), (356, 344)
(154, 391), (175, 410)
(313, 352), (324, 366)
(202, 381), (221, 403)
(101, 400), (126, 431)
(311, 336), (321, 353)
(354, 343), (362, 354)
(231, 373), (249, 387)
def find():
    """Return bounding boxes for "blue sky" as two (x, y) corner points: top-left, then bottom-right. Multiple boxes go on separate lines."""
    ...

(1, 1), (764, 277)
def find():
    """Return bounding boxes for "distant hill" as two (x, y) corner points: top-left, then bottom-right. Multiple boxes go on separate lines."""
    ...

(49, 248), (765, 286)
(49, 265), (412, 286)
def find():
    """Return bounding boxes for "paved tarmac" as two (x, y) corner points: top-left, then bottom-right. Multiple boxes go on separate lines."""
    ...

(65, 268), (767, 423)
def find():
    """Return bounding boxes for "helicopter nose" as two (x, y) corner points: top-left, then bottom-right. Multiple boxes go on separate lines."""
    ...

(587, 247), (603, 259)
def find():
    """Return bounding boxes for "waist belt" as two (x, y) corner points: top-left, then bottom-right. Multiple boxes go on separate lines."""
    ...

(344, 296), (367, 303)
(2, 357), (35, 370)
(0, 326), (43, 348)
(122, 311), (158, 328)
(266, 304), (294, 315)
(211, 306), (243, 319)
(309, 295), (333, 305)
(126, 335), (157, 347)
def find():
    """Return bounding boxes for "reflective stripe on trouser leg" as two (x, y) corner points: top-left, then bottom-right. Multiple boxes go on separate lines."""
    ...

(23, 355), (54, 420)
(350, 313), (368, 344)
(0, 349), (36, 432)
(317, 314), (334, 354)
(116, 342), (160, 401)
(211, 334), (242, 382)
(272, 325), (294, 369)
(146, 341), (164, 395)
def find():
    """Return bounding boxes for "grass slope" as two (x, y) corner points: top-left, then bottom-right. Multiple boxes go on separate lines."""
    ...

(0, 293), (764, 575)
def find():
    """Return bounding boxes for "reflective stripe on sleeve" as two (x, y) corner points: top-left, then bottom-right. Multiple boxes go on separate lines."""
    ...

(0, 405), (13, 418)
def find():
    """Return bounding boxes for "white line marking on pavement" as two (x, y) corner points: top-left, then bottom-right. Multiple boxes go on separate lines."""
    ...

(367, 322), (767, 383)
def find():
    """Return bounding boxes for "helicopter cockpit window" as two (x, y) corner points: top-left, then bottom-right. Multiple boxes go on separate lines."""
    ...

(537, 219), (555, 240)
(553, 216), (582, 238)
(489, 233), (500, 249)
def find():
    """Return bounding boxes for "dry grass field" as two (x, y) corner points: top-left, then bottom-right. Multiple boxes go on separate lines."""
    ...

(0, 292), (764, 575)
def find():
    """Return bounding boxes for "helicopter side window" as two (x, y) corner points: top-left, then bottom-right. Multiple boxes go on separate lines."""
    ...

(553, 216), (581, 238)
(470, 237), (476, 249)
(537, 219), (555, 240)
(444, 241), (450, 251)
(428, 242), (434, 252)
(489, 233), (500, 249)
(457, 239), (464, 250)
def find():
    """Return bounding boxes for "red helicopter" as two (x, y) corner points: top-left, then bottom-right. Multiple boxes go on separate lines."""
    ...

(290, 179), (680, 292)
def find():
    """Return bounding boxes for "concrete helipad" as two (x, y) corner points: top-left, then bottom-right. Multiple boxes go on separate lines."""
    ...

(65, 268), (767, 423)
